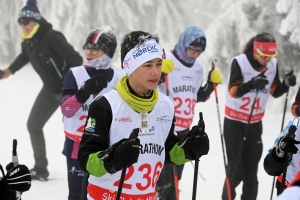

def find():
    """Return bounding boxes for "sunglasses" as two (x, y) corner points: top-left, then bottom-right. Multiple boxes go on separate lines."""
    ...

(256, 48), (277, 60)
(19, 19), (31, 26)
(83, 46), (101, 55)
(188, 47), (203, 54)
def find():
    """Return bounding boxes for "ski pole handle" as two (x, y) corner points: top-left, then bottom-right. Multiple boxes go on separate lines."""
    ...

(211, 59), (217, 70)
(129, 128), (139, 140)
(12, 139), (18, 167)
(197, 112), (204, 132)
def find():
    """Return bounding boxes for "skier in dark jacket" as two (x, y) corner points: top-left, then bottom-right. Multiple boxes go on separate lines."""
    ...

(0, 0), (83, 180)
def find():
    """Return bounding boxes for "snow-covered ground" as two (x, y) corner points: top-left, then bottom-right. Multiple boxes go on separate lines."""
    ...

(0, 64), (294, 199)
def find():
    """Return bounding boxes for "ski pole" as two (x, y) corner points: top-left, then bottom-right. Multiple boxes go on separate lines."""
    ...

(270, 69), (293, 199)
(80, 172), (88, 200)
(116, 128), (139, 200)
(231, 68), (267, 188)
(211, 59), (232, 200)
(12, 139), (22, 200)
(270, 90), (289, 199)
(162, 48), (179, 199)
(192, 112), (204, 200)
(162, 49), (170, 96)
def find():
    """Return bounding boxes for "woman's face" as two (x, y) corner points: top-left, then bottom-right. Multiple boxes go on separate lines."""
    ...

(129, 58), (162, 94)
(253, 52), (272, 66)
(83, 44), (105, 60)
(20, 20), (36, 36)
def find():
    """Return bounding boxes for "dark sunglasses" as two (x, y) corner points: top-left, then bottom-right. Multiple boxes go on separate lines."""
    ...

(19, 19), (31, 26)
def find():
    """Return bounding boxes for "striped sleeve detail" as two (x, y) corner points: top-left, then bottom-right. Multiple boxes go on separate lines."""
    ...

(228, 80), (243, 98)
(71, 142), (80, 159)
(292, 100), (300, 117)
(61, 95), (83, 118)
(269, 79), (281, 96)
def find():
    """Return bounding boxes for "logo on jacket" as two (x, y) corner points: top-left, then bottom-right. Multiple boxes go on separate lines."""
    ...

(85, 117), (96, 133)
(115, 116), (132, 123)
(156, 115), (171, 123)
(182, 75), (194, 81)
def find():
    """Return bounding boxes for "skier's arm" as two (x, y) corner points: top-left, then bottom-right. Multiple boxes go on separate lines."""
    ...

(292, 87), (300, 117)
(8, 48), (29, 74)
(48, 31), (83, 67)
(60, 70), (84, 118)
(228, 59), (252, 98)
(263, 148), (285, 176)
(269, 65), (289, 98)
(78, 97), (112, 177)
(164, 115), (194, 165)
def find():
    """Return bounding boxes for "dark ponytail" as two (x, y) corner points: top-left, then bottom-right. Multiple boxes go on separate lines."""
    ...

(242, 32), (276, 54)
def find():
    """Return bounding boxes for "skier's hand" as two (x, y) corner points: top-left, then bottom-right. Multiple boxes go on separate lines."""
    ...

(208, 69), (222, 84)
(162, 59), (174, 74)
(76, 74), (108, 103)
(98, 138), (141, 174)
(283, 70), (296, 87)
(0, 69), (12, 80)
(1, 163), (31, 192)
(249, 75), (269, 90)
(275, 125), (300, 158)
(178, 125), (209, 160)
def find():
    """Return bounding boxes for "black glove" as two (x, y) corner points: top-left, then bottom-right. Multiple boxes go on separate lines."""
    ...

(275, 125), (300, 158)
(249, 75), (269, 90)
(76, 74), (108, 103)
(98, 138), (141, 174)
(178, 124), (209, 160)
(1, 163), (31, 192)
(283, 70), (296, 87)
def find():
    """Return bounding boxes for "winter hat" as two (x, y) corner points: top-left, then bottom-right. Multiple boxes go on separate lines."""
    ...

(18, 0), (41, 23)
(84, 25), (117, 59)
(174, 26), (206, 64)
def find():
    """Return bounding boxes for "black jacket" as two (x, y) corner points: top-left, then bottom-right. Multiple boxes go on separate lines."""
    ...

(8, 17), (83, 93)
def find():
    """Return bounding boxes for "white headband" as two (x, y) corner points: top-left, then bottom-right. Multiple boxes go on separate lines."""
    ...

(123, 39), (163, 76)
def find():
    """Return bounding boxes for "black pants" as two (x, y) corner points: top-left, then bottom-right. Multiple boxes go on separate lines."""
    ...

(27, 86), (61, 169)
(156, 128), (189, 200)
(66, 157), (88, 200)
(221, 118), (263, 200)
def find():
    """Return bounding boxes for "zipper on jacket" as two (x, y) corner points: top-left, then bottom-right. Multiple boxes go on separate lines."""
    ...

(46, 58), (63, 79)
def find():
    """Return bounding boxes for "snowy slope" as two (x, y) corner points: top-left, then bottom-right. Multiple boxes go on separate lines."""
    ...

(0, 65), (294, 199)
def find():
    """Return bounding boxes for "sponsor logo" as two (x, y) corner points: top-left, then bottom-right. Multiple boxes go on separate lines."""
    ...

(10, 168), (20, 176)
(195, 69), (203, 74)
(141, 125), (155, 134)
(115, 116), (132, 123)
(132, 43), (159, 59)
(156, 115), (171, 123)
(243, 72), (252, 75)
(123, 58), (131, 69)
(85, 117), (96, 133)
(182, 75), (194, 81)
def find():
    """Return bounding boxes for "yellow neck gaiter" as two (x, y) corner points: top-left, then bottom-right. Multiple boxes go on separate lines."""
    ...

(116, 76), (159, 113)
(21, 24), (40, 40)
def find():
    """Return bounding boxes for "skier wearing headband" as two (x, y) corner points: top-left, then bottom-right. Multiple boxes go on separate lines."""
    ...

(222, 32), (296, 200)
(78, 31), (210, 199)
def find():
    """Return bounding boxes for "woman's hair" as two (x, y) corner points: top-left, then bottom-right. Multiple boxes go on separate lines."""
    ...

(120, 31), (159, 68)
(242, 32), (276, 53)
